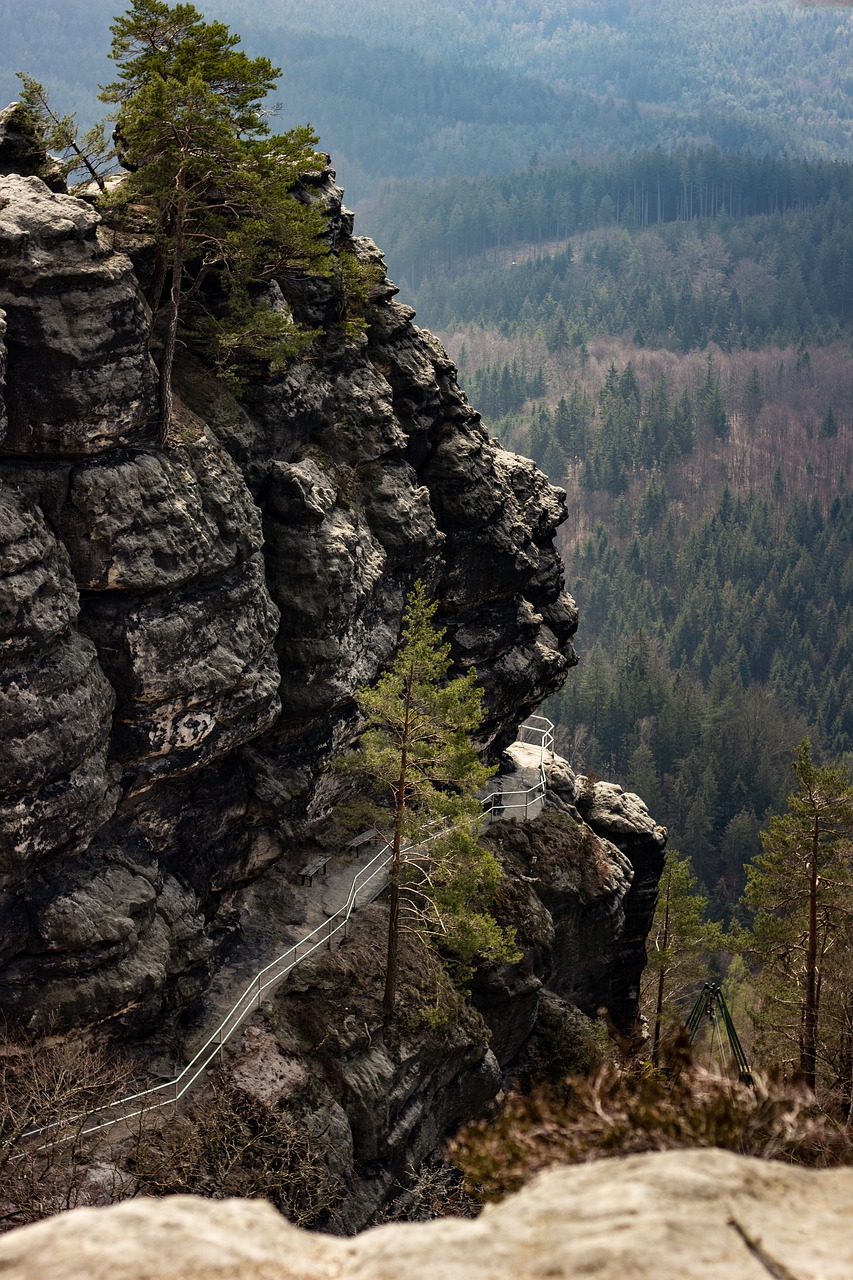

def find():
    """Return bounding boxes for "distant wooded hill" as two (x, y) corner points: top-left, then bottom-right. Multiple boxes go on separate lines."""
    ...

(1, 0), (852, 205)
(382, 150), (853, 915)
(235, 0), (853, 203)
(374, 151), (853, 356)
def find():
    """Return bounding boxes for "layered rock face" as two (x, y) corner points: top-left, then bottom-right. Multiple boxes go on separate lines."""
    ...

(480, 767), (666, 1048)
(3, 1150), (853, 1280)
(0, 165), (577, 1035)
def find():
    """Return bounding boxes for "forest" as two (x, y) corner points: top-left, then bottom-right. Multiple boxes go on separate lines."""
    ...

(378, 147), (853, 946)
(2, 0), (853, 206)
(375, 151), (853, 355)
(454, 330), (852, 917)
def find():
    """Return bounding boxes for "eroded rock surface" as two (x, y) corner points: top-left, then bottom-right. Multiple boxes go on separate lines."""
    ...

(2, 1150), (853, 1280)
(0, 163), (577, 1037)
(0, 174), (282, 1029)
(0, 486), (117, 892)
(237, 904), (500, 1229)
(574, 774), (668, 1035)
(0, 174), (156, 455)
(213, 783), (661, 1230)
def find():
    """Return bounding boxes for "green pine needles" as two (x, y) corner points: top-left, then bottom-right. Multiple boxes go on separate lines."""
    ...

(349, 583), (519, 1017)
(739, 740), (853, 1100)
(98, 0), (330, 439)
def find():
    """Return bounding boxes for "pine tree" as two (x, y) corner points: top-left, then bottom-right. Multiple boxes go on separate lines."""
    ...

(643, 847), (724, 1065)
(14, 73), (115, 191)
(739, 740), (853, 1095)
(101, 0), (328, 441)
(699, 351), (729, 439)
(349, 583), (517, 1017)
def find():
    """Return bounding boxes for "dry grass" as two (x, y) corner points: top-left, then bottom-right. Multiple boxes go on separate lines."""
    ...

(450, 1037), (853, 1203)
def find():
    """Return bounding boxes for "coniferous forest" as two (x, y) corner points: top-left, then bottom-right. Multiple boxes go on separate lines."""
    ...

(407, 158), (853, 919)
(359, 155), (853, 933)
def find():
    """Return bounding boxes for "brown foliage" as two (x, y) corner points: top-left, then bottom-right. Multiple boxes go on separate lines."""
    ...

(128, 1078), (345, 1228)
(0, 1035), (133, 1229)
(374, 1157), (480, 1224)
(449, 1038), (853, 1203)
(0, 1034), (343, 1232)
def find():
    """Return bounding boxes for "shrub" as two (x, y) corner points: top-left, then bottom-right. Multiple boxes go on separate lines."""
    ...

(449, 1037), (853, 1202)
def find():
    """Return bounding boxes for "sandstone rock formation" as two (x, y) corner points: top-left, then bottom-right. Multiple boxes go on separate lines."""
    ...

(205, 772), (665, 1232)
(0, 162), (579, 1036)
(1, 1149), (851, 1280)
(482, 792), (665, 1046)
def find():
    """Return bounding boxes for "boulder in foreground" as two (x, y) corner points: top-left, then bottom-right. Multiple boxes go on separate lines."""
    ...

(1, 1148), (852, 1279)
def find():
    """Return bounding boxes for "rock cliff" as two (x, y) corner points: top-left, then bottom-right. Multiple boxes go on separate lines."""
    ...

(0, 162), (581, 1036)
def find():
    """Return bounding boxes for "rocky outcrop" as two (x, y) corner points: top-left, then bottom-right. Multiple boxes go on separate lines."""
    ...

(226, 911), (501, 1229)
(471, 758), (666, 1065)
(0, 104), (62, 187)
(0, 161), (577, 1036)
(3, 1149), (853, 1280)
(481, 810), (632, 1049)
(572, 772), (668, 1036)
(0, 487), (117, 897)
(203, 773), (662, 1231)
(0, 176), (284, 1029)
(0, 174), (156, 455)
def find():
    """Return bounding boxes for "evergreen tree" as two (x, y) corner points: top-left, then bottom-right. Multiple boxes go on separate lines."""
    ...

(739, 741), (853, 1095)
(699, 351), (729, 439)
(349, 583), (517, 1017)
(643, 847), (724, 1065)
(101, 0), (328, 440)
(821, 404), (839, 438)
(14, 73), (114, 191)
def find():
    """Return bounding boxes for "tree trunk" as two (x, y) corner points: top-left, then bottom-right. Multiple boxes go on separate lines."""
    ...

(802, 812), (820, 1092)
(383, 664), (413, 1019)
(651, 873), (672, 1067)
(148, 241), (169, 334)
(158, 168), (186, 446)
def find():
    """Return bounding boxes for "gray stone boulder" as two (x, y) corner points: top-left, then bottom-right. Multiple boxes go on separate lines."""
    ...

(2, 1149), (853, 1279)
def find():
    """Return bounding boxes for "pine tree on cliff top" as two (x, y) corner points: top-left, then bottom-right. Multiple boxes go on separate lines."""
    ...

(348, 583), (518, 1018)
(100, 0), (328, 442)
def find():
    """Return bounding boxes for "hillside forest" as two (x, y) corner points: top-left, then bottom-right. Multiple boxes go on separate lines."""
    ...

(1, 0), (853, 1125)
(385, 144), (853, 1110)
(2, 0), (853, 204)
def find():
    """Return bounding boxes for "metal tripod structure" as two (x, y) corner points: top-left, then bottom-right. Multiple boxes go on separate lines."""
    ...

(685, 982), (753, 1085)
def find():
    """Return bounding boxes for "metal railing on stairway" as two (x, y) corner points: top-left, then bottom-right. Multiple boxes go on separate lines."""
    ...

(18, 715), (554, 1150)
(480, 714), (554, 821)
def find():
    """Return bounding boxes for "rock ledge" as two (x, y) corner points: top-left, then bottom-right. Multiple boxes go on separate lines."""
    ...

(1, 1149), (851, 1280)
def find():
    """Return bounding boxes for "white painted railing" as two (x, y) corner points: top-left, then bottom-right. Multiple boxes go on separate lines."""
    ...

(480, 713), (554, 821)
(18, 715), (554, 1150)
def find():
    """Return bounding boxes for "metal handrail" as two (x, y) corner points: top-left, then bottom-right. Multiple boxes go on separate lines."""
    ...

(17, 716), (554, 1149)
(480, 715), (553, 819)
